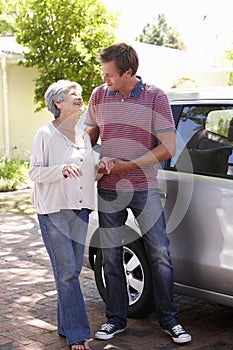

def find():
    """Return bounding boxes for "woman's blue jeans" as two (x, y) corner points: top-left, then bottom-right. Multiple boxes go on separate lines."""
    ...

(98, 189), (179, 330)
(38, 209), (90, 345)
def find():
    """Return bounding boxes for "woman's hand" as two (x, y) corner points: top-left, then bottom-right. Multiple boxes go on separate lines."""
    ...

(62, 164), (81, 178)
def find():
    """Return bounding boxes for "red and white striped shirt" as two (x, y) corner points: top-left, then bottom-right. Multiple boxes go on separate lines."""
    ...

(85, 77), (175, 191)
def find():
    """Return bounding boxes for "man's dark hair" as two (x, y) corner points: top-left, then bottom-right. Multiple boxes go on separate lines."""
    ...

(97, 42), (139, 76)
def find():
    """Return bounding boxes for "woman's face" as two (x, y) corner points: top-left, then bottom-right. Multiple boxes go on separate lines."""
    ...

(57, 87), (83, 117)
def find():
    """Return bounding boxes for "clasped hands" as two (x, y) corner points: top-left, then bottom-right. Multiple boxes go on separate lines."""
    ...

(97, 157), (128, 176)
(62, 157), (128, 180)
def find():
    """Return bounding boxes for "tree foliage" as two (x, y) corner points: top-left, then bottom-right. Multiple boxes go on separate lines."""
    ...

(136, 14), (186, 51)
(15, 0), (118, 110)
(171, 77), (198, 88)
(0, 0), (18, 35)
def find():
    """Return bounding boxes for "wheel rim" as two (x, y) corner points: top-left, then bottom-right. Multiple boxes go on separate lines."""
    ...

(123, 246), (145, 306)
(99, 246), (145, 306)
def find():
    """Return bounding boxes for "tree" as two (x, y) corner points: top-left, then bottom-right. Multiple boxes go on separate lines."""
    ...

(0, 0), (18, 35)
(171, 77), (198, 88)
(15, 0), (118, 110)
(136, 14), (186, 51)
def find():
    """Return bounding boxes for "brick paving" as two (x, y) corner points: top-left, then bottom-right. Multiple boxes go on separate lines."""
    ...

(1, 190), (233, 349)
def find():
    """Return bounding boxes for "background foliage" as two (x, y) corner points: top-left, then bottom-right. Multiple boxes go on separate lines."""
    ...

(0, 0), (17, 35)
(0, 158), (30, 191)
(14, 0), (118, 110)
(136, 14), (186, 51)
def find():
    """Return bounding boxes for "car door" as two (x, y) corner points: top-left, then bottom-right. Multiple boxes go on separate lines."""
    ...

(158, 100), (233, 303)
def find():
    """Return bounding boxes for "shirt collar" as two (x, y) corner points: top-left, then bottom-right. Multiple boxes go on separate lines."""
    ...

(107, 76), (144, 98)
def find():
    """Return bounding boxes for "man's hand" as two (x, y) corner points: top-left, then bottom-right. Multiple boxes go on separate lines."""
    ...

(107, 159), (132, 174)
(97, 157), (130, 175)
(97, 157), (138, 177)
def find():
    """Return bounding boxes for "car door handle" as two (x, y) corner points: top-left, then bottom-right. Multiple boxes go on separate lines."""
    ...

(159, 191), (167, 199)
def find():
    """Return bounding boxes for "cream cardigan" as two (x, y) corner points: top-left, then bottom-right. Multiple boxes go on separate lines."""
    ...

(29, 122), (97, 214)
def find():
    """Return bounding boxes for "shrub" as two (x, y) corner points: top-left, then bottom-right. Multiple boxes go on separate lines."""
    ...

(0, 157), (31, 192)
(171, 77), (198, 88)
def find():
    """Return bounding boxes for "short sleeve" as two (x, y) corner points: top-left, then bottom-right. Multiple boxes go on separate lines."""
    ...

(152, 92), (176, 135)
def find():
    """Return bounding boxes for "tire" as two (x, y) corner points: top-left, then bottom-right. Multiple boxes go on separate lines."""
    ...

(94, 234), (154, 318)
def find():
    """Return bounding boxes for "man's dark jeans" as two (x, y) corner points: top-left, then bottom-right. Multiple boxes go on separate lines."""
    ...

(98, 188), (179, 329)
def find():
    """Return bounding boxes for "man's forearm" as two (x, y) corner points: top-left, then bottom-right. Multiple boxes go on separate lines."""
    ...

(85, 126), (99, 146)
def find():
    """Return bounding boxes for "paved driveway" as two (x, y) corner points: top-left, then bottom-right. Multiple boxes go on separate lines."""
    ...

(0, 190), (233, 349)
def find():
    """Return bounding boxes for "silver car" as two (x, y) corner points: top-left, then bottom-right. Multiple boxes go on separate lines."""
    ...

(83, 87), (233, 317)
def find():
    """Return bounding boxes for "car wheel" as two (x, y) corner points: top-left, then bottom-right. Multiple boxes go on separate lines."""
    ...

(94, 236), (154, 318)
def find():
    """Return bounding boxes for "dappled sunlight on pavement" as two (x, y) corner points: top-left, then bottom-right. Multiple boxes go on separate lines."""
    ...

(1, 190), (233, 349)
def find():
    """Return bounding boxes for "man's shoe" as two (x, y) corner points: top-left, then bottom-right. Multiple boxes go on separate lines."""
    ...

(95, 323), (126, 340)
(163, 324), (192, 344)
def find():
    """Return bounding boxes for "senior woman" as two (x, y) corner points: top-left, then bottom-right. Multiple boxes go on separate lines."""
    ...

(29, 79), (95, 350)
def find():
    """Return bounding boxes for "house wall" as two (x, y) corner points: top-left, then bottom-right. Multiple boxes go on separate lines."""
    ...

(134, 42), (229, 89)
(0, 61), (51, 160)
(138, 66), (229, 90)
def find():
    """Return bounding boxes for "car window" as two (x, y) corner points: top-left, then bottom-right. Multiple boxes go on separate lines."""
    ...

(169, 104), (233, 177)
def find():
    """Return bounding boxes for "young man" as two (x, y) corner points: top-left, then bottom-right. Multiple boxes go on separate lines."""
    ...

(85, 43), (192, 345)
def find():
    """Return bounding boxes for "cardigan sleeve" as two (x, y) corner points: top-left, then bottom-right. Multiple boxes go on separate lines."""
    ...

(29, 127), (64, 184)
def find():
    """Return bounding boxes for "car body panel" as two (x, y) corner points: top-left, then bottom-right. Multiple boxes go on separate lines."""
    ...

(158, 170), (233, 298)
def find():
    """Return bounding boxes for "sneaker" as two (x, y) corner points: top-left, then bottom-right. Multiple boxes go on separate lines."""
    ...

(163, 324), (192, 344)
(95, 323), (126, 340)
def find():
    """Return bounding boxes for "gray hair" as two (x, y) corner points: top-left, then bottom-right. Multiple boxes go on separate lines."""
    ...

(44, 79), (82, 118)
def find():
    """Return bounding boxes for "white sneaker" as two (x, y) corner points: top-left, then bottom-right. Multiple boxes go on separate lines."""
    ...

(164, 324), (192, 344)
(95, 323), (126, 340)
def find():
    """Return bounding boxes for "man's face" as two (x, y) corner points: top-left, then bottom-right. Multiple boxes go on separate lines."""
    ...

(102, 61), (129, 93)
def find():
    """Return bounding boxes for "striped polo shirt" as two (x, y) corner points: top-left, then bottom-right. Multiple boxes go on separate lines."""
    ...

(85, 77), (175, 191)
